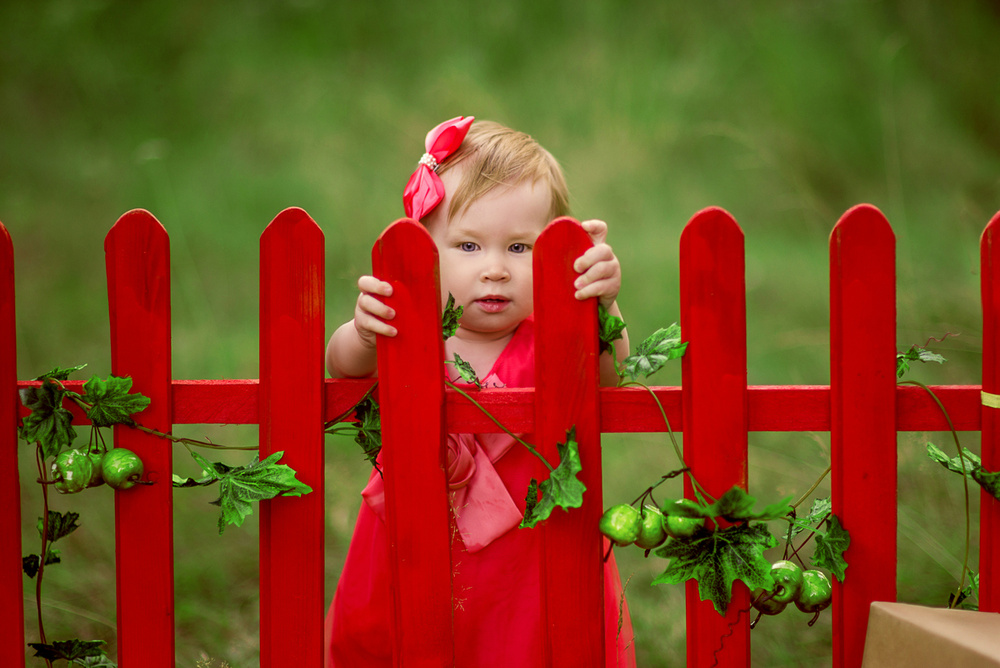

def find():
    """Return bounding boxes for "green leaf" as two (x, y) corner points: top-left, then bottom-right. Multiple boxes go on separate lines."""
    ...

(28, 639), (107, 662)
(522, 479), (540, 522)
(812, 514), (850, 581)
(38, 510), (81, 543)
(661, 487), (792, 524)
(927, 442), (1000, 501)
(441, 293), (463, 340)
(652, 522), (777, 615)
(788, 497), (832, 538)
(353, 395), (382, 466)
(18, 379), (77, 459)
(449, 353), (481, 388)
(81, 375), (151, 428)
(191, 450), (313, 534)
(520, 427), (586, 528)
(622, 324), (687, 381)
(950, 570), (979, 609)
(598, 304), (626, 356)
(896, 345), (946, 378)
(22, 549), (62, 578)
(34, 364), (87, 381)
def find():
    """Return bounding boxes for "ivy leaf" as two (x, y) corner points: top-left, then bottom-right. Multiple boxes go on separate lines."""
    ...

(18, 379), (77, 459)
(950, 570), (979, 609)
(598, 304), (626, 356)
(352, 396), (382, 466)
(22, 549), (62, 578)
(81, 376), (151, 428)
(28, 639), (107, 662)
(449, 353), (481, 389)
(812, 514), (850, 581)
(441, 293), (463, 340)
(522, 479), (539, 522)
(927, 443), (1000, 501)
(520, 427), (586, 528)
(622, 324), (687, 381)
(788, 497), (832, 538)
(38, 510), (81, 543)
(187, 450), (313, 534)
(34, 364), (87, 381)
(896, 345), (946, 378)
(709, 486), (793, 523)
(652, 522), (777, 615)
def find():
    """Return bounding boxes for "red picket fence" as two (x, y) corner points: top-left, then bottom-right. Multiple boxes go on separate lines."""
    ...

(3, 204), (999, 667)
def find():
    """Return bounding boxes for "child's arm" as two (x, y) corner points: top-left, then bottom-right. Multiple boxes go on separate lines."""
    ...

(573, 219), (630, 386)
(326, 275), (397, 378)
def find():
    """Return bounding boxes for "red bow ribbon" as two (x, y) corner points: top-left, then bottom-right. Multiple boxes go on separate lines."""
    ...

(402, 115), (474, 220)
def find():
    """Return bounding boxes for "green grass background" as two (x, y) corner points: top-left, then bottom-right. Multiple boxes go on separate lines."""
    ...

(4, 0), (999, 665)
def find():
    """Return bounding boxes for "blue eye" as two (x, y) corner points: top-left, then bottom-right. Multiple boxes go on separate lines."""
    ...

(509, 243), (528, 253)
(460, 242), (479, 252)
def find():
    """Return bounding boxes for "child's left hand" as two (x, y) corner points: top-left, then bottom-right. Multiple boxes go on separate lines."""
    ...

(573, 219), (622, 310)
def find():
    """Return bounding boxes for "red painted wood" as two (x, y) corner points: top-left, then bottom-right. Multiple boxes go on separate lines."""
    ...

(373, 219), (453, 666)
(258, 208), (326, 667)
(533, 218), (605, 667)
(980, 211), (1000, 612)
(680, 207), (750, 667)
(105, 209), (175, 666)
(0, 221), (24, 668)
(829, 204), (897, 668)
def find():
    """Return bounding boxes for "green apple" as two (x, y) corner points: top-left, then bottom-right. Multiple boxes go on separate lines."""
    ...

(101, 448), (144, 490)
(51, 449), (93, 494)
(634, 505), (667, 549)
(795, 570), (833, 613)
(769, 560), (804, 604)
(599, 504), (642, 546)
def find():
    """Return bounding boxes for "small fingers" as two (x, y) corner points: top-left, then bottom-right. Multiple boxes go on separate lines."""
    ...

(580, 219), (608, 245)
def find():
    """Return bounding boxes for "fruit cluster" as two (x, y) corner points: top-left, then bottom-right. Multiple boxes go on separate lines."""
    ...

(50, 446), (144, 493)
(599, 502), (703, 550)
(752, 560), (832, 617)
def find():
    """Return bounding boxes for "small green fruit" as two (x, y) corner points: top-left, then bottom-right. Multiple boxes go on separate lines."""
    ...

(51, 449), (93, 494)
(86, 449), (105, 487)
(769, 560), (804, 604)
(599, 504), (642, 546)
(101, 448), (144, 490)
(634, 505), (667, 549)
(752, 590), (787, 615)
(795, 570), (833, 613)
(661, 500), (705, 539)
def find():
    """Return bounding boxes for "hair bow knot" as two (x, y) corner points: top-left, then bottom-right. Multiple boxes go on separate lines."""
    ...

(403, 115), (474, 220)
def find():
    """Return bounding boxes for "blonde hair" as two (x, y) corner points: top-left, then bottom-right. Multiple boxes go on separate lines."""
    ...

(434, 120), (570, 222)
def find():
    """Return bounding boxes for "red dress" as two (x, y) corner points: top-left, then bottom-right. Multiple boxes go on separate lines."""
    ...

(325, 319), (636, 667)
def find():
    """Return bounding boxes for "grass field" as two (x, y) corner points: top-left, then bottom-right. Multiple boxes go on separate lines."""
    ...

(5, 0), (999, 665)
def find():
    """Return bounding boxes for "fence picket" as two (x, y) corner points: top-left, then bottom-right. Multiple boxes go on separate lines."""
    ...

(258, 208), (327, 666)
(105, 210), (175, 666)
(829, 204), (897, 668)
(679, 207), (751, 667)
(981, 211), (1000, 613)
(0, 221), (24, 668)
(374, 219), (453, 666)
(533, 218), (605, 666)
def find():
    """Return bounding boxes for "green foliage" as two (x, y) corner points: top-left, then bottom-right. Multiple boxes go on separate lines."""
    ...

(896, 346), (947, 378)
(520, 428), (587, 528)
(80, 375), (151, 428)
(927, 442), (1000, 501)
(18, 380), (77, 459)
(449, 353), (481, 388)
(812, 515), (850, 582)
(441, 293), (463, 340)
(174, 450), (313, 534)
(598, 304), (626, 355)
(653, 523), (777, 615)
(27, 638), (113, 666)
(621, 325), (687, 381)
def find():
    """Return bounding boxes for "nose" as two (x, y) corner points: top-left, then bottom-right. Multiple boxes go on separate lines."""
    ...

(480, 252), (510, 282)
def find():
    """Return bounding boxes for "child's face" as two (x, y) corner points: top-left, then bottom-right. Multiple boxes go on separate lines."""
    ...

(424, 169), (552, 343)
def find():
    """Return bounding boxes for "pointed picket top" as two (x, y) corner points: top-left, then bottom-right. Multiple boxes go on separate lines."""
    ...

(829, 203), (896, 668)
(260, 206), (324, 245)
(980, 209), (1000, 613)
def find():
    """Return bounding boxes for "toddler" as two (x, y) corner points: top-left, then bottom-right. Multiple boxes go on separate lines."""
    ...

(324, 116), (635, 667)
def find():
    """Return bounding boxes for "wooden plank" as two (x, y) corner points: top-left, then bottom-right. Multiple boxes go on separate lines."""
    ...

(0, 221), (24, 668)
(679, 207), (750, 667)
(105, 209), (175, 666)
(533, 218), (605, 666)
(258, 208), (326, 667)
(830, 204), (897, 668)
(981, 210), (1000, 612)
(373, 219), (453, 666)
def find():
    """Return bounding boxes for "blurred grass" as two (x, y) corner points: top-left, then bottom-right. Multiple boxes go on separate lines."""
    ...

(4, 0), (999, 665)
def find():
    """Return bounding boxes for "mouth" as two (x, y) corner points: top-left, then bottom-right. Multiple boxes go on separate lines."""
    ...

(474, 296), (510, 313)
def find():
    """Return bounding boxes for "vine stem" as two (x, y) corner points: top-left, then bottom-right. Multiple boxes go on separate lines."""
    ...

(898, 379), (971, 608)
(616, 380), (715, 506)
(446, 381), (554, 472)
(33, 445), (53, 668)
(792, 464), (832, 510)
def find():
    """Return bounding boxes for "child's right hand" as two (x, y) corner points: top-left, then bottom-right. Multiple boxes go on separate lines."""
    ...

(353, 275), (397, 345)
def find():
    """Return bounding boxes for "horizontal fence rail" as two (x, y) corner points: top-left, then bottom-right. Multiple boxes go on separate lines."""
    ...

(3, 204), (999, 668)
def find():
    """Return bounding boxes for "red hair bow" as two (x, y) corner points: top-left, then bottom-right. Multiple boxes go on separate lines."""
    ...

(403, 115), (474, 220)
